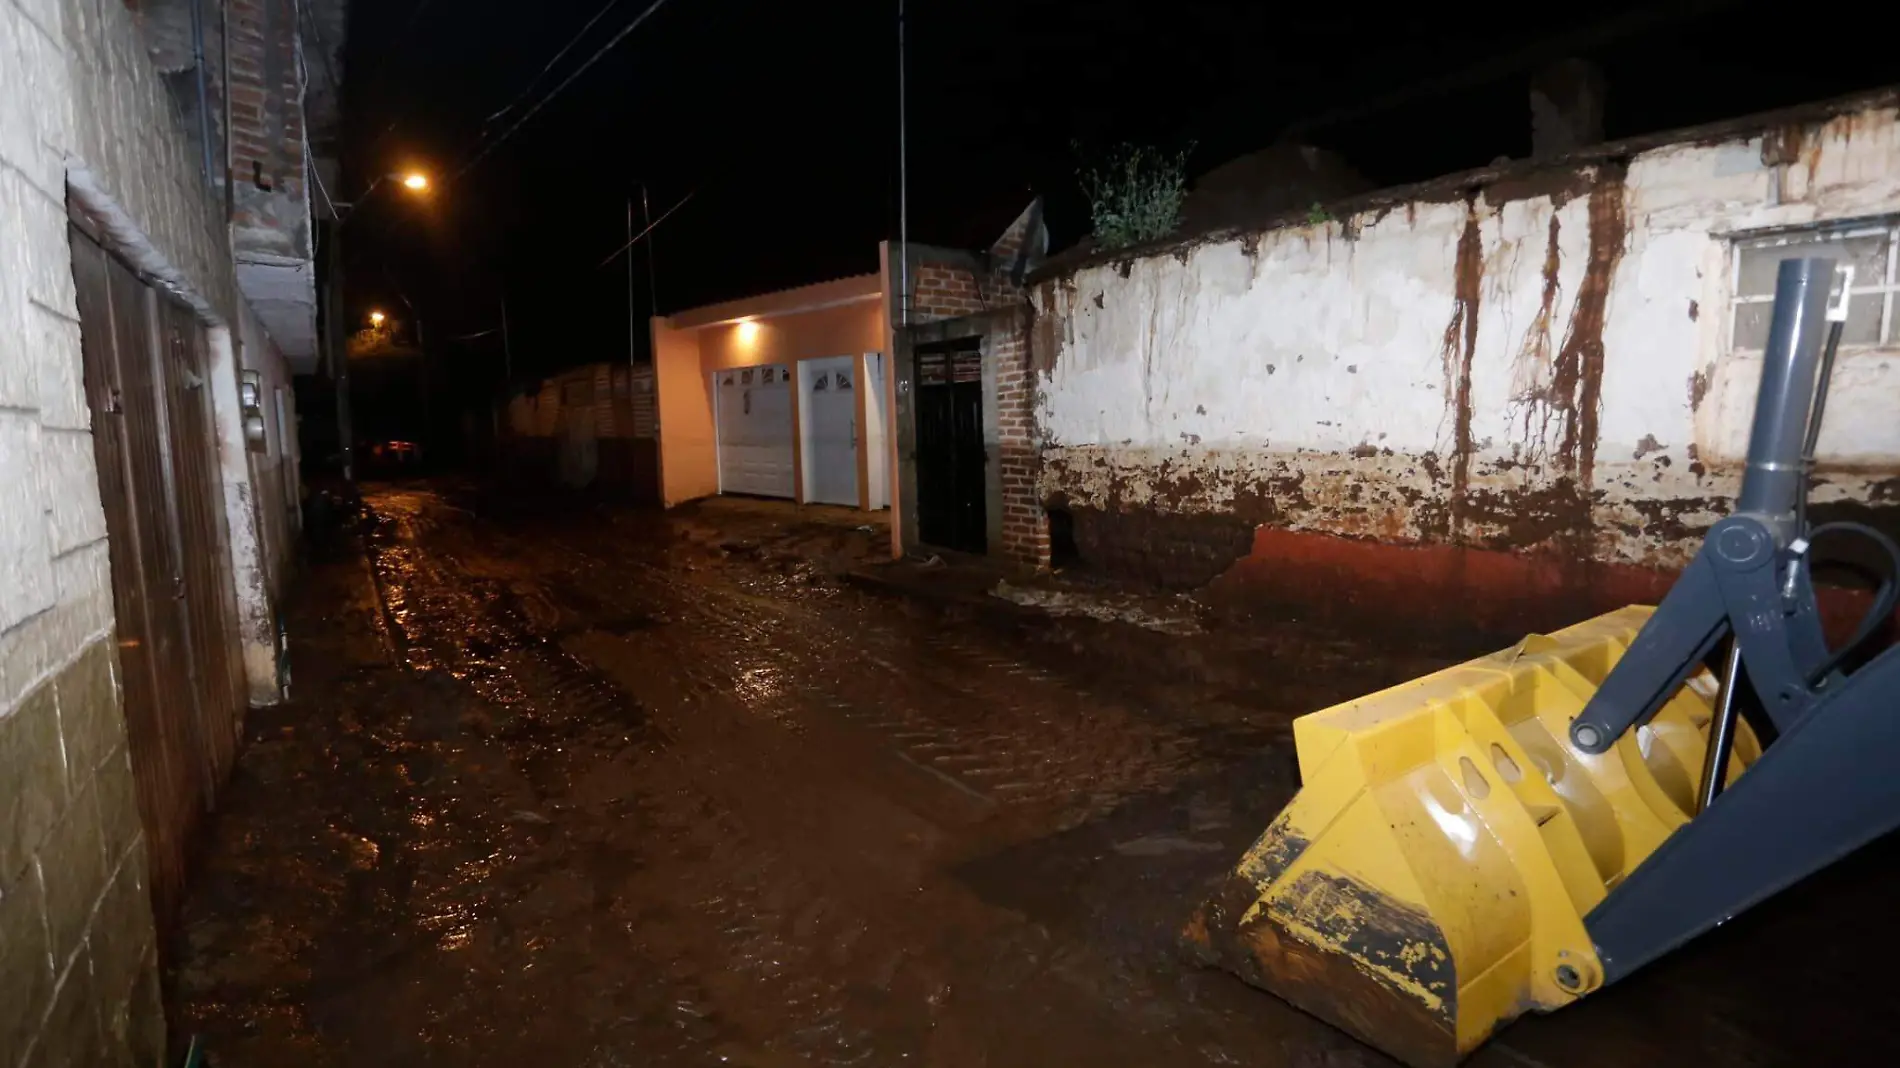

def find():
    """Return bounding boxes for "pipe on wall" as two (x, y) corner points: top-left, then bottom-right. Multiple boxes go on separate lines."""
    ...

(188, 0), (217, 190)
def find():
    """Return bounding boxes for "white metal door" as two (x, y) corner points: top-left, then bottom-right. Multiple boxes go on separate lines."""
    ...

(714, 364), (794, 497)
(800, 356), (858, 506)
(863, 353), (889, 510)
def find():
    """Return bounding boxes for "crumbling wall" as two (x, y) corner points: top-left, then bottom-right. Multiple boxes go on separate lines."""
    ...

(1029, 103), (1900, 608)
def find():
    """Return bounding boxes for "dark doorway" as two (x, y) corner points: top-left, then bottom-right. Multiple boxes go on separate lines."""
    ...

(1047, 505), (1080, 568)
(914, 338), (987, 554)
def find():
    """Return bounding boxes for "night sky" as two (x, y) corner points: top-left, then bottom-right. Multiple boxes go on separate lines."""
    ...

(337, 0), (1900, 393)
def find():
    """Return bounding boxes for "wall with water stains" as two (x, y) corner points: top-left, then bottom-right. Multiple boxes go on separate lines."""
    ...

(1029, 101), (1900, 610)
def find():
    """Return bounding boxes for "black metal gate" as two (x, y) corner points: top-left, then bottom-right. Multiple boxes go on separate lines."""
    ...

(914, 338), (986, 553)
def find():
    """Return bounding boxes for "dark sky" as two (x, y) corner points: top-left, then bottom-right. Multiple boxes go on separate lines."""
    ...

(336, 0), (1900, 391)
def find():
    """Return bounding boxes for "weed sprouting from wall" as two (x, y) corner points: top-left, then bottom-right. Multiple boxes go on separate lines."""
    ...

(1077, 143), (1192, 250)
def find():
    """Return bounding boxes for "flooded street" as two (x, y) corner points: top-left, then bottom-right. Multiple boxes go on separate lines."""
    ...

(169, 483), (1900, 1068)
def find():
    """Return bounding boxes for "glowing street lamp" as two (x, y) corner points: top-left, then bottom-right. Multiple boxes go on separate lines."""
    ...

(400, 172), (429, 192)
(369, 310), (387, 328)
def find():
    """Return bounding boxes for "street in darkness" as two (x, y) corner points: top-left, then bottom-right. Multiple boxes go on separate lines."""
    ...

(166, 484), (1900, 1067)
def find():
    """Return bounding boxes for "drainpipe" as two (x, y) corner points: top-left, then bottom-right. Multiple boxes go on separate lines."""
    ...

(897, 0), (908, 329)
(189, 0), (217, 192)
(220, 0), (235, 223)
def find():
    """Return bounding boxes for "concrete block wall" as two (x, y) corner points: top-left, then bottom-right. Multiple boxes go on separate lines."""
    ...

(4, 0), (292, 1061)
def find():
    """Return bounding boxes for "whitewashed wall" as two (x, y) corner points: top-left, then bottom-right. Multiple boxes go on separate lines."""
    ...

(1033, 103), (1900, 568)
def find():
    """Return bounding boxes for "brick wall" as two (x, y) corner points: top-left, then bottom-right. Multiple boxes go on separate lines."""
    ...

(2, 0), (280, 1061)
(910, 250), (1023, 323)
(912, 260), (992, 320)
(895, 203), (1051, 570)
(992, 320), (1050, 570)
(226, 0), (309, 260)
(133, 0), (313, 259)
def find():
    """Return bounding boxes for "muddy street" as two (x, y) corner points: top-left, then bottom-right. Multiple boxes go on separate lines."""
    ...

(169, 483), (1900, 1068)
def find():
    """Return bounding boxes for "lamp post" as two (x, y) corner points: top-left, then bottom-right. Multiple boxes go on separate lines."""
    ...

(326, 170), (431, 481)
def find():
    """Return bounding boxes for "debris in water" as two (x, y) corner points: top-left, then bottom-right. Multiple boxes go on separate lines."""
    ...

(990, 580), (1201, 635)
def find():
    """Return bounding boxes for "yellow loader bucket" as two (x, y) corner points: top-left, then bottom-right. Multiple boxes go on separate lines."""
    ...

(1185, 606), (1760, 1068)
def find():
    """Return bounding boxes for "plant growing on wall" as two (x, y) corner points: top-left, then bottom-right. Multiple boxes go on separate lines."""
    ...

(1076, 142), (1192, 250)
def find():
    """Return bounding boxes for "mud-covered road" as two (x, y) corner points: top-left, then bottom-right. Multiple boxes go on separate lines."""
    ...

(170, 483), (1900, 1067)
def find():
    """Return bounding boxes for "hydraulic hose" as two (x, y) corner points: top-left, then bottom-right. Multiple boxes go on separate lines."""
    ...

(1802, 520), (1900, 686)
(1795, 319), (1845, 534)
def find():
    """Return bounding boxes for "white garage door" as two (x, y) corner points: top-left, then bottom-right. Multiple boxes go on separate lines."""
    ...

(714, 364), (794, 498)
(800, 355), (859, 507)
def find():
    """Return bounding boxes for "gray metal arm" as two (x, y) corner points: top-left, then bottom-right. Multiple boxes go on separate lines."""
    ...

(1560, 257), (1900, 988)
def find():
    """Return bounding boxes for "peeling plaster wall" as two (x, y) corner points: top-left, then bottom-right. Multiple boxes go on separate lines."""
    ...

(1032, 105), (1900, 585)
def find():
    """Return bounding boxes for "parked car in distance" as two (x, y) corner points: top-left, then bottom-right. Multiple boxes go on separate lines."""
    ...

(361, 439), (423, 476)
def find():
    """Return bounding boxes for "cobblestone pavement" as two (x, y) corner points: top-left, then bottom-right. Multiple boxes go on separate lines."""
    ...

(168, 483), (1900, 1067)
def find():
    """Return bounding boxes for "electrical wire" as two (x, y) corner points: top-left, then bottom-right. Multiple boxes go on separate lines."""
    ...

(453, 0), (674, 180)
(483, 0), (630, 126)
(294, 0), (345, 120)
(1796, 318), (1846, 532)
(597, 188), (694, 267)
(309, 155), (339, 220)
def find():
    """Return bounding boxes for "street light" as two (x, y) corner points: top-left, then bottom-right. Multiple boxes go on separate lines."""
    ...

(326, 168), (434, 484)
(333, 171), (433, 215)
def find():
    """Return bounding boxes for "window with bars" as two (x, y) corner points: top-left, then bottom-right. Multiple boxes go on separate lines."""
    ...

(1731, 218), (1900, 350)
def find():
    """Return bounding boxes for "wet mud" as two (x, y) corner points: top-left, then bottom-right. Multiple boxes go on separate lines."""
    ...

(169, 482), (1900, 1067)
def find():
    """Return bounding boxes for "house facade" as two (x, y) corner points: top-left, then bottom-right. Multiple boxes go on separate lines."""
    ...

(651, 202), (1049, 565)
(1, 1), (341, 1061)
(654, 273), (893, 515)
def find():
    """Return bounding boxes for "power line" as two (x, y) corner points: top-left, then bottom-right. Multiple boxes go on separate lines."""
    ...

(598, 188), (694, 268)
(453, 0), (674, 180)
(483, 0), (630, 125)
(308, 155), (339, 219)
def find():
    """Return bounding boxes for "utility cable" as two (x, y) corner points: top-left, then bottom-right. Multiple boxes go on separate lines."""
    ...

(483, 0), (630, 126)
(453, 0), (674, 180)
(597, 188), (694, 267)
